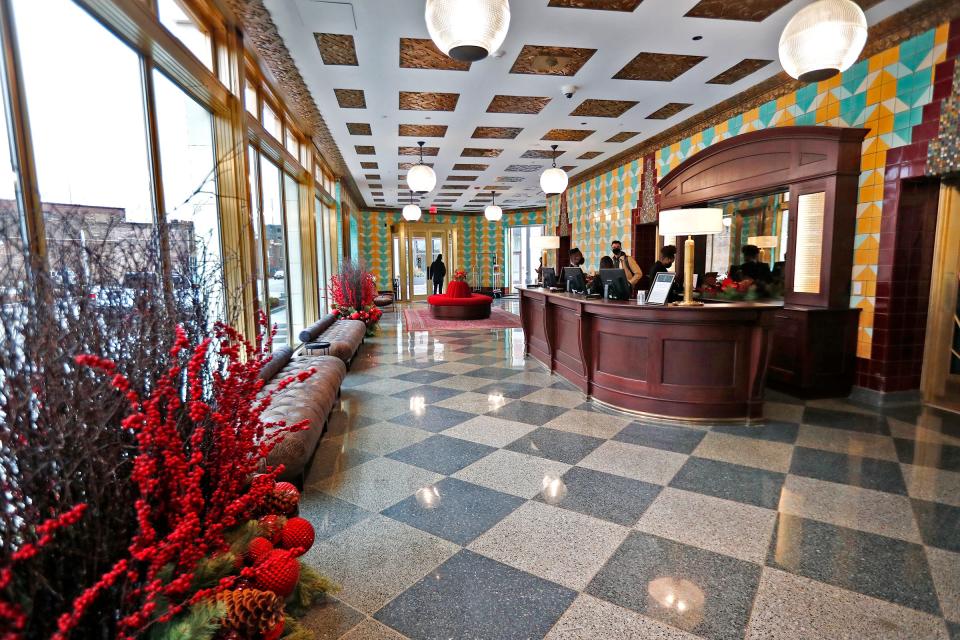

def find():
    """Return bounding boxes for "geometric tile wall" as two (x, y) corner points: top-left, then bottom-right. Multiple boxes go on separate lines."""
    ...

(549, 23), (952, 360)
(357, 209), (546, 289)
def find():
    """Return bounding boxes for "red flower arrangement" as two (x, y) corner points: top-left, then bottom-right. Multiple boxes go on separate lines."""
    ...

(330, 261), (382, 335)
(453, 269), (467, 282)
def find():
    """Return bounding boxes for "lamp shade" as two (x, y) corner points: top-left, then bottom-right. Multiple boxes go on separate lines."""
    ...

(406, 163), (437, 193)
(658, 208), (724, 236)
(484, 204), (503, 221)
(539, 167), (568, 195)
(535, 235), (560, 250)
(402, 203), (422, 221)
(425, 0), (510, 62)
(779, 0), (867, 82)
(747, 235), (779, 249)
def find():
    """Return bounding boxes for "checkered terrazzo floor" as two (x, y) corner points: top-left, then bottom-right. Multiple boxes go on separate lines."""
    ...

(297, 305), (960, 640)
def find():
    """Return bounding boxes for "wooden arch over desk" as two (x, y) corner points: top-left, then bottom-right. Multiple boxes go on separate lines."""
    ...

(656, 126), (868, 396)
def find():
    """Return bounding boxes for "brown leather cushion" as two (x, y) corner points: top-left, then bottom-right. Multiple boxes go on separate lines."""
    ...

(373, 294), (393, 307)
(259, 346), (294, 381)
(299, 314), (336, 343)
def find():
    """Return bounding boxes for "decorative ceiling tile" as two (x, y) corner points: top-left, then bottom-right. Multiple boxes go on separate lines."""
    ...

(510, 45), (597, 76)
(683, 0), (790, 21)
(399, 145), (440, 156)
(334, 89), (366, 109)
(646, 102), (693, 119)
(577, 151), (602, 159)
(441, 184), (469, 190)
(483, 185), (509, 190)
(453, 163), (488, 171)
(371, 191), (384, 196)
(487, 95), (552, 114)
(399, 37), (471, 71)
(570, 99), (638, 117)
(542, 129), (594, 141)
(497, 176), (526, 182)
(706, 58), (773, 84)
(505, 164), (544, 172)
(472, 126), (523, 139)
(613, 52), (706, 81)
(354, 145), (376, 155)
(346, 122), (372, 135)
(446, 175), (479, 181)
(398, 161), (434, 169)
(461, 148), (503, 157)
(369, 183), (382, 189)
(561, 166), (577, 172)
(521, 149), (565, 159)
(606, 131), (640, 143)
(314, 33), (358, 66)
(364, 174), (381, 180)
(398, 123), (448, 137)
(360, 161), (378, 169)
(438, 192), (462, 196)
(547, 0), (643, 10)
(399, 91), (459, 111)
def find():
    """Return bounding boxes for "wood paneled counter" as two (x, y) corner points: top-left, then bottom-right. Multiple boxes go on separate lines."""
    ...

(519, 288), (779, 421)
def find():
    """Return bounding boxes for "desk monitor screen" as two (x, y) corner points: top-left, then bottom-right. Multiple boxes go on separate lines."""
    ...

(647, 272), (676, 305)
(542, 267), (557, 287)
(562, 267), (587, 293)
(599, 268), (630, 300)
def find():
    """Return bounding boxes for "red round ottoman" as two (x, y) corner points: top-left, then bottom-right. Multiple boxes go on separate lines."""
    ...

(428, 281), (492, 320)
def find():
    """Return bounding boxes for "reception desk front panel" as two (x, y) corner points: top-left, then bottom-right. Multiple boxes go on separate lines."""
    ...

(519, 288), (777, 420)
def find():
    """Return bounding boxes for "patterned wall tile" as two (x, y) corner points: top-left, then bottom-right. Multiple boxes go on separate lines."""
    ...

(510, 45), (597, 76)
(399, 37), (471, 71)
(314, 33), (358, 65)
(613, 52), (706, 81)
(487, 95), (552, 114)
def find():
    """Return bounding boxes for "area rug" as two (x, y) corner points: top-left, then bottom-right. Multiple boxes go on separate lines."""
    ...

(402, 307), (522, 331)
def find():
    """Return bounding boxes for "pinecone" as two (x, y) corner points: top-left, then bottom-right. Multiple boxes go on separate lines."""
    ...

(217, 588), (284, 637)
(262, 482), (299, 516)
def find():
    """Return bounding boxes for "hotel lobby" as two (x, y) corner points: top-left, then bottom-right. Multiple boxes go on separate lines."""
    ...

(1, 0), (959, 639)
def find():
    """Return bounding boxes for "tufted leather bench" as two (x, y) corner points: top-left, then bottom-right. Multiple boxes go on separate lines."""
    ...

(259, 346), (346, 483)
(299, 314), (366, 366)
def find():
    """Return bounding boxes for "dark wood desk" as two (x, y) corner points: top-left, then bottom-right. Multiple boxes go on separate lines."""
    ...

(519, 288), (778, 421)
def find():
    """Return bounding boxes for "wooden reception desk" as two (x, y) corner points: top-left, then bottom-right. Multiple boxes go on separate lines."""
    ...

(519, 288), (779, 421)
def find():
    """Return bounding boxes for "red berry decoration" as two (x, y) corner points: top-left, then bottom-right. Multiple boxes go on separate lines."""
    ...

(246, 536), (274, 565)
(254, 549), (300, 598)
(280, 517), (315, 555)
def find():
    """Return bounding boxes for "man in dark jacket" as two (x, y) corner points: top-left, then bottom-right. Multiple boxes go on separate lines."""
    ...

(428, 254), (447, 294)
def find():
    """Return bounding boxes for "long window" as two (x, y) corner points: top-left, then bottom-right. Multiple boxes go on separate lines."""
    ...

(260, 156), (288, 346)
(508, 225), (544, 289)
(284, 172), (305, 338)
(157, 0), (214, 71)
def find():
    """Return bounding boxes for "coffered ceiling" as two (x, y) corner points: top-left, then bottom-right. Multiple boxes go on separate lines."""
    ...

(264, 0), (919, 212)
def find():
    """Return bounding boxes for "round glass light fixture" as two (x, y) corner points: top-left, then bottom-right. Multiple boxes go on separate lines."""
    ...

(402, 191), (422, 222)
(406, 141), (437, 193)
(425, 0), (511, 62)
(539, 144), (568, 195)
(779, 0), (867, 82)
(484, 190), (503, 222)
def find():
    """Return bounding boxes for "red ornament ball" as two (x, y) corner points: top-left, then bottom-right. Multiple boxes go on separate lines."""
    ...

(269, 481), (300, 516)
(254, 549), (300, 598)
(259, 514), (286, 544)
(280, 517), (315, 555)
(246, 536), (274, 565)
(264, 619), (285, 640)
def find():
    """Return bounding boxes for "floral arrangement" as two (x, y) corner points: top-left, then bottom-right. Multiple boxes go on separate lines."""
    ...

(0, 316), (335, 640)
(453, 269), (467, 282)
(329, 260), (381, 335)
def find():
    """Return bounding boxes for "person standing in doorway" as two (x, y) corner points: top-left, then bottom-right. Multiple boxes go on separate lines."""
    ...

(428, 254), (447, 294)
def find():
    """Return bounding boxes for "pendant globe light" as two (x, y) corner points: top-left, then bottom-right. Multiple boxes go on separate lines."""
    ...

(484, 190), (503, 222)
(539, 145), (568, 195)
(402, 191), (422, 222)
(425, 0), (511, 62)
(406, 141), (437, 194)
(779, 0), (867, 82)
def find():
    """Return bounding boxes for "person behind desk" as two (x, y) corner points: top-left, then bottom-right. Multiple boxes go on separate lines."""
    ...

(648, 244), (681, 302)
(737, 244), (772, 284)
(568, 247), (585, 270)
(610, 240), (642, 291)
(589, 256), (615, 295)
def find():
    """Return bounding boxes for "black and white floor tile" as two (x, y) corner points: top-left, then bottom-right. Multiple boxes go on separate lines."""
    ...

(298, 303), (960, 640)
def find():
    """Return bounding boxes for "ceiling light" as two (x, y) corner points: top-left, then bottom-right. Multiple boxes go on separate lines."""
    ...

(484, 191), (503, 222)
(779, 0), (867, 82)
(406, 141), (437, 193)
(425, 0), (511, 62)
(539, 144), (568, 195)
(403, 191), (422, 222)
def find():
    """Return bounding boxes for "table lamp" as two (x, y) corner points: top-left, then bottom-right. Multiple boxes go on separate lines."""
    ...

(747, 235), (779, 263)
(658, 208), (724, 306)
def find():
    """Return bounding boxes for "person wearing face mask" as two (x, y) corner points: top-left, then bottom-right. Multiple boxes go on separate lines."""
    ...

(610, 240), (642, 291)
(568, 247), (585, 270)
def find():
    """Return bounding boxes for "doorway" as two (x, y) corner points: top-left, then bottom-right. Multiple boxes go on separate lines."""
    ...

(394, 222), (457, 302)
(922, 185), (960, 413)
(507, 225), (544, 292)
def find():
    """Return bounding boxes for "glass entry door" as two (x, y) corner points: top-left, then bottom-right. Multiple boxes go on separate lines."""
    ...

(411, 234), (427, 297)
(397, 222), (455, 302)
(508, 225), (544, 290)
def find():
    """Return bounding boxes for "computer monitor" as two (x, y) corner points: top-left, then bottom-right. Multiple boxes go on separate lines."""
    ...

(562, 267), (587, 293)
(599, 268), (631, 300)
(541, 267), (557, 287)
